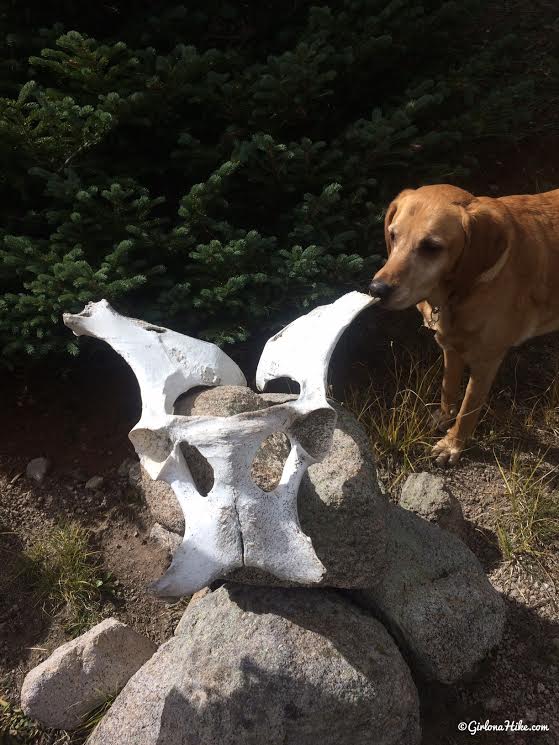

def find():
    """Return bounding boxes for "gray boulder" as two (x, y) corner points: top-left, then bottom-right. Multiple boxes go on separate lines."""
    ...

(20, 618), (156, 730)
(296, 397), (386, 588)
(88, 584), (420, 745)
(85, 475), (104, 491)
(129, 462), (184, 534)
(354, 505), (505, 684)
(399, 471), (464, 535)
(133, 386), (387, 589)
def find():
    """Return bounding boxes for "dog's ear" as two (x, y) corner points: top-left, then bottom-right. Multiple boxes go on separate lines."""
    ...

(383, 189), (412, 254)
(456, 200), (509, 287)
(383, 201), (397, 255)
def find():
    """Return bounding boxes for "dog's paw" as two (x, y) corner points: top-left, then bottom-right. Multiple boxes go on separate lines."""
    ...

(431, 434), (463, 466)
(429, 406), (457, 433)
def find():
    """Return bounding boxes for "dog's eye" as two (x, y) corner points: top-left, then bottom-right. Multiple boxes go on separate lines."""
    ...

(418, 238), (443, 255)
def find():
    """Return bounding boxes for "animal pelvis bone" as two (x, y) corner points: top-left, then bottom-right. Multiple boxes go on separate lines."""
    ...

(63, 292), (374, 597)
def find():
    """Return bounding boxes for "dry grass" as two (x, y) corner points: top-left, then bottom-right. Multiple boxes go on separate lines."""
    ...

(541, 371), (559, 435)
(0, 692), (115, 745)
(476, 364), (559, 454)
(494, 448), (559, 569)
(503, 368), (559, 440)
(476, 398), (537, 458)
(72, 694), (116, 741)
(345, 344), (441, 487)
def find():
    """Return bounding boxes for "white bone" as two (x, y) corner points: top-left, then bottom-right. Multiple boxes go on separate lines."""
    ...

(63, 299), (246, 444)
(257, 290), (376, 407)
(64, 301), (248, 591)
(63, 292), (374, 597)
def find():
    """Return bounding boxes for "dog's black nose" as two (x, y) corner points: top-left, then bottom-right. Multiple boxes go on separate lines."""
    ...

(368, 279), (393, 301)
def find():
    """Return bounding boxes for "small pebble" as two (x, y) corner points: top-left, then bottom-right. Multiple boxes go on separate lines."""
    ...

(85, 475), (104, 490)
(25, 457), (51, 483)
(118, 458), (136, 477)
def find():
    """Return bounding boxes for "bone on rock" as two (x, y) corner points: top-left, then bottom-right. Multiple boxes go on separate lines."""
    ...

(63, 292), (374, 597)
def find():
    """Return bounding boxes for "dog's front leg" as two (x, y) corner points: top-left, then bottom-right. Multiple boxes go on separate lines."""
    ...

(431, 347), (464, 432)
(432, 355), (503, 466)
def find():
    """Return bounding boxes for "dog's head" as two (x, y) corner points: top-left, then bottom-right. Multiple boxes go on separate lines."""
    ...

(369, 184), (508, 309)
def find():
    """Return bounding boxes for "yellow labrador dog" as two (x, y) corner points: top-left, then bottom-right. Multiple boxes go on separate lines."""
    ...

(369, 184), (559, 465)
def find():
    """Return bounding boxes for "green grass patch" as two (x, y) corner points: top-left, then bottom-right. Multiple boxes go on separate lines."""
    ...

(19, 523), (115, 635)
(0, 698), (41, 745)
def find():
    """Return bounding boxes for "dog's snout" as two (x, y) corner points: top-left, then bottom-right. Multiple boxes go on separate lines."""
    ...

(368, 279), (394, 301)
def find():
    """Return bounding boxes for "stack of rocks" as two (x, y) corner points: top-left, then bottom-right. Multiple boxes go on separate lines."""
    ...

(21, 387), (505, 744)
